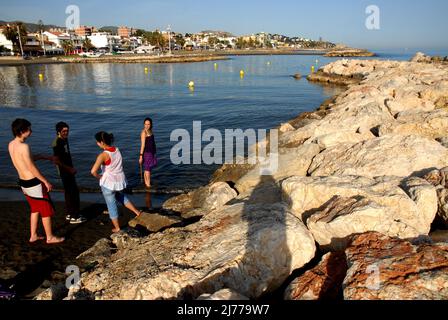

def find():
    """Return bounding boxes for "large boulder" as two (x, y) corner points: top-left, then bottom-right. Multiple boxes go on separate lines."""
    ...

(280, 101), (394, 148)
(284, 252), (347, 300)
(128, 212), (182, 233)
(162, 182), (238, 218)
(343, 232), (448, 300)
(79, 202), (316, 300)
(423, 167), (448, 227)
(235, 144), (321, 194)
(378, 109), (448, 139)
(281, 175), (438, 250)
(309, 134), (448, 178)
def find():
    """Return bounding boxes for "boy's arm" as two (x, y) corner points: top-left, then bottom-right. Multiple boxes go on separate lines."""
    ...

(34, 154), (56, 162)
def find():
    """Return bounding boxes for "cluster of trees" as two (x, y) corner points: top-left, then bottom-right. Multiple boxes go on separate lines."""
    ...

(235, 37), (270, 49)
(135, 29), (168, 48)
(2, 22), (27, 53)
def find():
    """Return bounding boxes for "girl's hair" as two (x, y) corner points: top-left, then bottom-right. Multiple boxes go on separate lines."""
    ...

(144, 117), (153, 134)
(95, 131), (114, 146)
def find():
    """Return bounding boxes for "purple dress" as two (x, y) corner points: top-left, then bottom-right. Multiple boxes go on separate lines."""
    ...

(143, 135), (157, 171)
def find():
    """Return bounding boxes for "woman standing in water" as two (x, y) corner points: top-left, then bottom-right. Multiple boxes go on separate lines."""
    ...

(91, 131), (141, 233)
(139, 118), (157, 209)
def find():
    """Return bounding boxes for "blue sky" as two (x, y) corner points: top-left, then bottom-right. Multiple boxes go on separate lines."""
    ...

(1, 0), (447, 50)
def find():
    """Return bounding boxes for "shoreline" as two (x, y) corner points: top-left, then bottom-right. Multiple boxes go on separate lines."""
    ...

(0, 48), (370, 67)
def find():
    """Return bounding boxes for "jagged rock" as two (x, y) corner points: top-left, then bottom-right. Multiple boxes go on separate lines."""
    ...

(343, 232), (448, 300)
(284, 252), (347, 300)
(279, 122), (295, 133)
(379, 110), (448, 139)
(280, 101), (395, 148)
(235, 144), (321, 194)
(423, 167), (448, 226)
(128, 212), (182, 233)
(34, 283), (68, 300)
(305, 130), (375, 149)
(411, 52), (432, 63)
(210, 163), (255, 185)
(162, 193), (193, 215)
(110, 228), (145, 250)
(309, 135), (448, 178)
(76, 238), (113, 268)
(80, 202), (316, 300)
(282, 175), (437, 248)
(162, 182), (238, 219)
(197, 288), (249, 300)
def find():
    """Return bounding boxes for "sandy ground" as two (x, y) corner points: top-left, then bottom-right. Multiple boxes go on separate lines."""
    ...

(0, 196), (158, 299)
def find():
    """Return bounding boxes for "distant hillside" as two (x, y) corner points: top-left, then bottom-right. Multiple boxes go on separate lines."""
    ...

(99, 26), (118, 33)
(0, 20), (63, 32)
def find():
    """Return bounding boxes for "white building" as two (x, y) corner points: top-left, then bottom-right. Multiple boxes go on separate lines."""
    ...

(87, 32), (111, 49)
(43, 31), (71, 48)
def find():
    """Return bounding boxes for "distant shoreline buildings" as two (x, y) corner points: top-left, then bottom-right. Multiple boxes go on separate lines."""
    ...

(0, 20), (335, 56)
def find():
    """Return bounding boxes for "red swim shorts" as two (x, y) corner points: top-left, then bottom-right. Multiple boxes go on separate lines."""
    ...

(20, 178), (55, 218)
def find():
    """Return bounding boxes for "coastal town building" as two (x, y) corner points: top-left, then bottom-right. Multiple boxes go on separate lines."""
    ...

(42, 31), (71, 48)
(118, 26), (134, 38)
(88, 32), (112, 49)
(75, 26), (95, 37)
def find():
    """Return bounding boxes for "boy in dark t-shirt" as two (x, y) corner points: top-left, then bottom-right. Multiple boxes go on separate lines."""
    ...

(52, 122), (86, 224)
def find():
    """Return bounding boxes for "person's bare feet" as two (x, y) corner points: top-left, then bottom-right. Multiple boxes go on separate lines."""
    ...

(112, 228), (121, 233)
(29, 235), (45, 243)
(46, 236), (65, 244)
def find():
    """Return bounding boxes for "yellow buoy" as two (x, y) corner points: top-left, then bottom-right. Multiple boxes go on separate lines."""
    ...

(144, 67), (149, 73)
(38, 73), (44, 80)
(240, 70), (245, 77)
(311, 66), (315, 73)
(214, 63), (218, 69)
(267, 61), (271, 65)
(188, 81), (195, 88)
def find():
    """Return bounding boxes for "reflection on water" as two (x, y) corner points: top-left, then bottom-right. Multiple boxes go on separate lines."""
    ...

(0, 53), (414, 193)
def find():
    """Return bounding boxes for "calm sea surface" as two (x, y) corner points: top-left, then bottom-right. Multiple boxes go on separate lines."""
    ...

(0, 50), (446, 194)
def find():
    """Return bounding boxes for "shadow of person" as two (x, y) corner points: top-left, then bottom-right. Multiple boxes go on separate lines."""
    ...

(238, 175), (291, 299)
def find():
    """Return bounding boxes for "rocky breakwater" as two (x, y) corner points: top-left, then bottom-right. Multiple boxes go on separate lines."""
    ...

(44, 54), (448, 300)
(324, 47), (375, 58)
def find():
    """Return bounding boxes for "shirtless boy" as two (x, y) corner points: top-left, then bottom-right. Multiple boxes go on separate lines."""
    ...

(8, 118), (64, 244)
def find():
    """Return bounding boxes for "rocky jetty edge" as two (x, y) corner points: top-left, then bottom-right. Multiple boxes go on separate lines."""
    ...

(324, 46), (375, 57)
(37, 52), (448, 301)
